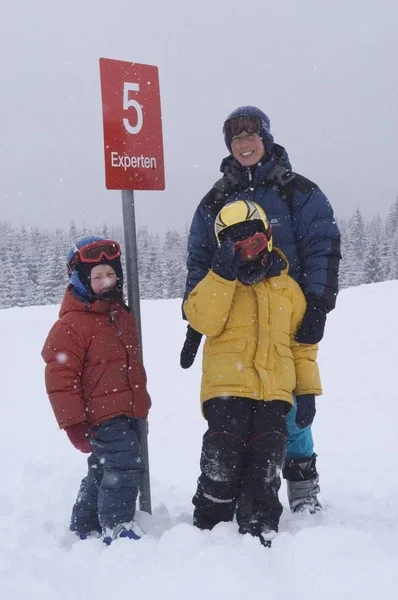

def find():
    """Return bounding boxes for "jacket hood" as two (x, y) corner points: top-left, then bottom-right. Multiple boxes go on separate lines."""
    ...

(270, 247), (290, 276)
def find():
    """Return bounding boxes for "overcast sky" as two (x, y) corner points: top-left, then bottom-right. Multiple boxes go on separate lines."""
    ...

(1, 0), (397, 235)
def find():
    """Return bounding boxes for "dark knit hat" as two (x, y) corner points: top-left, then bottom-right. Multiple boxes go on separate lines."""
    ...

(223, 106), (274, 154)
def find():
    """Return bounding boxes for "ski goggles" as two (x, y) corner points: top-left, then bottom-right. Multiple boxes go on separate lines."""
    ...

(235, 231), (272, 261)
(69, 240), (121, 269)
(224, 116), (262, 139)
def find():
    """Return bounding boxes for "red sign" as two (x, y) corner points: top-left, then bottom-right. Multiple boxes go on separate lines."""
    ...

(99, 58), (165, 190)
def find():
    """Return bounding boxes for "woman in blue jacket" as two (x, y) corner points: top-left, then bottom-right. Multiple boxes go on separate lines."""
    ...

(181, 106), (341, 514)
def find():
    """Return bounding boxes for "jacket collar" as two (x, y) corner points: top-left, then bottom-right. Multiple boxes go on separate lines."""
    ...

(236, 248), (290, 288)
(220, 144), (293, 189)
(59, 286), (124, 318)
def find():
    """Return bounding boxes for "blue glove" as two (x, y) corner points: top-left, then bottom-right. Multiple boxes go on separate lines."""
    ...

(212, 239), (241, 281)
(295, 295), (327, 344)
(295, 394), (316, 429)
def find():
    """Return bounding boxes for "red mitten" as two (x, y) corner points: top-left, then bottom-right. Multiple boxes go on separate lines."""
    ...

(65, 422), (92, 453)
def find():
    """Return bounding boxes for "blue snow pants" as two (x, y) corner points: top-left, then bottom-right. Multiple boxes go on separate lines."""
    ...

(285, 396), (314, 460)
(70, 416), (144, 536)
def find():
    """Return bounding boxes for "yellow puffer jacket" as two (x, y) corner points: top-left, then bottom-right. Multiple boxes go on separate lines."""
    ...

(183, 251), (322, 408)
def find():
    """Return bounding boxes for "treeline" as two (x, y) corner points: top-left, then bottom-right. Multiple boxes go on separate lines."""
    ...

(338, 198), (398, 286)
(1, 197), (398, 309)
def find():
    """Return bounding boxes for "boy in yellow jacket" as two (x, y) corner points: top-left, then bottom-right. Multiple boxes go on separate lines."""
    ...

(183, 200), (322, 547)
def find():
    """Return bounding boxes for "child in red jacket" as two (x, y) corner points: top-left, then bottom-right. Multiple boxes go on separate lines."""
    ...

(42, 236), (151, 544)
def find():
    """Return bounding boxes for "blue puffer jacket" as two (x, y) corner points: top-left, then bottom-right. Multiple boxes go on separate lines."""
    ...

(185, 144), (341, 311)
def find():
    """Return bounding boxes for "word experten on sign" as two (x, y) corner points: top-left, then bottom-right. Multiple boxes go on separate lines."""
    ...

(110, 152), (157, 171)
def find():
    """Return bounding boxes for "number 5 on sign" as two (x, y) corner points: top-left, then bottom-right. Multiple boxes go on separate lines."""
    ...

(123, 83), (143, 135)
(99, 58), (165, 190)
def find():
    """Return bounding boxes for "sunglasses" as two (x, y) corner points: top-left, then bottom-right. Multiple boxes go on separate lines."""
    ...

(235, 231), (271, 262)
(69, 240), (121, 270)
(224, 116), (262, 139)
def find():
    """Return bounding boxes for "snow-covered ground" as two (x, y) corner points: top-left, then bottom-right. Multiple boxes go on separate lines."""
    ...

(0, 282), (397, 599)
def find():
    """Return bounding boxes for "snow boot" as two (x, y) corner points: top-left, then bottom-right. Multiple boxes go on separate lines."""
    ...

(283, 453), (322, 513)
(78, 530), (101, 541)
(103, 520), (144, 545)
(238, 522), (277, 548)
(259, 529), (277, 548)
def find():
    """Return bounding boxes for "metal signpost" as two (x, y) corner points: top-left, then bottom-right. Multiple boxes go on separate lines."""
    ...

(99, 57), (165, 514)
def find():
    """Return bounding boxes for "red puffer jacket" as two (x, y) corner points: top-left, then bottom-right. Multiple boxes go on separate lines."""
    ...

(42, 287), (151, 429)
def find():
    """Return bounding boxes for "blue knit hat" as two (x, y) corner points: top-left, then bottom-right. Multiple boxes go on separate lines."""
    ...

(223, 106), (274, 154)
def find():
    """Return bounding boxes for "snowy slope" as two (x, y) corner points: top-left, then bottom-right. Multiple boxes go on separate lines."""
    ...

(0, 282), (397, 599)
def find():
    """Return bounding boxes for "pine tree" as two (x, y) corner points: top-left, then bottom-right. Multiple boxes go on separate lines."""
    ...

(160, 229), (186, 298)
(69, 220), (78, 244)
(40, 230), (68, 305)
(342, 209), (366, 287)
(385, 196), (398, 240)
(337, 218), (350, 288)
(26, 226), (43, 305)
(12, 227), (32, 307)
(0, 222), (14, 308)
(363, 216), (383, 284)
(388, 228), (398, 280)
(137, 226), (153, 299)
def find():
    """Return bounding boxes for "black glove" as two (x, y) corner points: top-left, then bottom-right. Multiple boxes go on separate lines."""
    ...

(212, 239), (241, 281)
(180, 325), (203, 369)
(295, 394), (316, 429)
(295, 295), (328, 344)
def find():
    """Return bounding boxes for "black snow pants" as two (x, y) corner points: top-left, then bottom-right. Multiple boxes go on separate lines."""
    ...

(193, 397), (289, 535)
